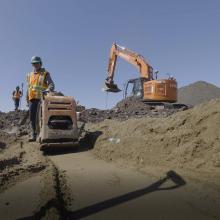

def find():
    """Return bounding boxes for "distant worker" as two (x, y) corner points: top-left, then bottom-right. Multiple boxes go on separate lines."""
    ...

(26, 56), (55, 142)
(12, 86), (22, 110)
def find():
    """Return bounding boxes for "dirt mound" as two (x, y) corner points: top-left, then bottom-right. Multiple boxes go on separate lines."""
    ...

(0, 110), (29, 137)
(0, 110), (25, 127)
(87, 99), (220, 171)
(80, 97), (185, 123)
(178, 81), (220, 105)
(0, 140), (47, 191)
(0, 131), (16, 148)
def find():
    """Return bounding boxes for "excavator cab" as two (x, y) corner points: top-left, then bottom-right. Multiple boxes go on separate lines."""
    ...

(124, 78), (145, 99)
(124, 77), (177, 102)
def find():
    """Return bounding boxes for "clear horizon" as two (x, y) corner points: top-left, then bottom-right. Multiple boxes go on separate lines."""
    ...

(1, 0), (220, 112)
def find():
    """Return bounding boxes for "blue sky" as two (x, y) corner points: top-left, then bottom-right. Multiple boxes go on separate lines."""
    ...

(0, 0), (220, 111)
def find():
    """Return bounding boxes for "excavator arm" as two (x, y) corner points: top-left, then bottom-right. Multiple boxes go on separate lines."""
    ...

(105, 43), (154, 92)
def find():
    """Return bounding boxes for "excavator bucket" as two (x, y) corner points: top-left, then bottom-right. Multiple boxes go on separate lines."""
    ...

(103, 82), (121, 93)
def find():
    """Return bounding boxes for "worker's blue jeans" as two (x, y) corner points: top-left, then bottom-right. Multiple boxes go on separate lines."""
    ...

(29, 99), (40, 135)
(14, 98), (20, 110)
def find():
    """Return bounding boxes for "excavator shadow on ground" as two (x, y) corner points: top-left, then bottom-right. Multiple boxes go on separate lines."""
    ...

(18, 170), (186, 220)
(42, 131), (103, 156)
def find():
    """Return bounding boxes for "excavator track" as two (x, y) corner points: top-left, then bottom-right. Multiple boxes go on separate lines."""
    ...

(141, 101), (190, 110)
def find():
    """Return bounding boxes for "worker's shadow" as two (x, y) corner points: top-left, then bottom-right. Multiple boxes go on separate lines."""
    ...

(43, 131), (103, 156)
(18, 170), (186, 220)
(68, 170), (186, 219)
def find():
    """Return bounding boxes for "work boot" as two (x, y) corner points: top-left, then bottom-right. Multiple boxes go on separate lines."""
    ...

(29, 130), (36, 142)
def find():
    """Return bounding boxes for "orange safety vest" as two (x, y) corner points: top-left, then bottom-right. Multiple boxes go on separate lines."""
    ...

(27, 71), (48, 101)
(13, 91), (21, 99)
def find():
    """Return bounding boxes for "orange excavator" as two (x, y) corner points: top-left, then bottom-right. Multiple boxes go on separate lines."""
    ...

(104, 43), (178, 103)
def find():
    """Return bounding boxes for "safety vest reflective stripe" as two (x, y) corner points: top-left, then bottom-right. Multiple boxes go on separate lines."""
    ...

(29, 85), (46, 91)
(28, 71), (48, 100)
(38, 74), (45, 86)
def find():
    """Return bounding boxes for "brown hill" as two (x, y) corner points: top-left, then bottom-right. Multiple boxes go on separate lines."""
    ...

(178, 81), (220, 105)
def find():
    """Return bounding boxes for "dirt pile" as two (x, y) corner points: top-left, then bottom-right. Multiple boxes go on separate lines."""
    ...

(80, 97), (185, 123)
(87, 99), (220, 171)
(178, 81), (220, 105)
(0, 141), (47, 191)
(0, 117), (39, 191)
(0, 131), (16, 151)
(0, 111), (29, 175)
(0, 110), (29, 137)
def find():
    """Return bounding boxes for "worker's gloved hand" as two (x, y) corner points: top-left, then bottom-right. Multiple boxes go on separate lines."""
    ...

(48, 84), (54, 92)
(42, 89), (50, 96)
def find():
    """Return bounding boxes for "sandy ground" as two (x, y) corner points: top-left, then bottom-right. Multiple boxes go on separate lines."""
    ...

(0, 100), (220, 219)
(0, 139), (219, 219)
(49, 150), (219, 220)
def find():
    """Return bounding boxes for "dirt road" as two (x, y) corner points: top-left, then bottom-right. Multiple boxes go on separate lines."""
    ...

(0, 141), (219, 219)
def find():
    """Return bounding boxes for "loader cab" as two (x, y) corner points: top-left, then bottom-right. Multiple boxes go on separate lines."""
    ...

(124, 78), (145, 99)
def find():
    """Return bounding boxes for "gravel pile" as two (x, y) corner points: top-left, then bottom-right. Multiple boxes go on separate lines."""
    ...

(80, 97), (186, 123)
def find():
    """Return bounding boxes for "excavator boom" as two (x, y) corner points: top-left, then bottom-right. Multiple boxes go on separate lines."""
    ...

(104, 43), (153, 92)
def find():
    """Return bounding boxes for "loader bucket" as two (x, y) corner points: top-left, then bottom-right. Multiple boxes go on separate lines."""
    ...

(103, 82), (121, 93)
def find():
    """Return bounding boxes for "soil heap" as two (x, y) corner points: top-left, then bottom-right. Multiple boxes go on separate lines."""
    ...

(87, 98), (220, 171)
(80, 97), (186, 123)
(0, 110), (29, 137)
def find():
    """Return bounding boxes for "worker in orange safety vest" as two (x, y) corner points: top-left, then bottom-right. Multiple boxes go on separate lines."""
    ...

(12, 86), (22, 110)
